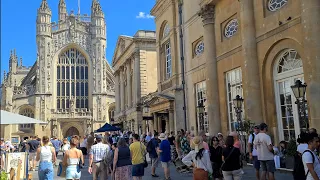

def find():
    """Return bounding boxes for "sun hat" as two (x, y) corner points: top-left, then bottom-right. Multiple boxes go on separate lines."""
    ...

(217, 132), (223, 136)
(190, 136), (204, 153)
(159, 133), (167, 141)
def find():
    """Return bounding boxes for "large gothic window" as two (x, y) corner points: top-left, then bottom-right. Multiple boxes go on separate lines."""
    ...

(19, 108), (34, 129)
(57, 48), (89, 110)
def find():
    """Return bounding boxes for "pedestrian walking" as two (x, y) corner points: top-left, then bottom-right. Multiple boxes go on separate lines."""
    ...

(158, 133), (171, 180)
(221, 136), (243, 180)
(63, 137), (84, 180)
(301, 132), (320, 180)
(27, 136), (40, 171)
(180, 130), (191, 158)
(253, 123), (276, 180)
(217, 133), (225, 148)
(87, 132), (95, 154)
(129, 134), (146, 180)
(168, 131), (178, 161)
(182, 136), (212, 180)
(51, 137), (61, 159)
(147, 132), (160, 177)
(248, 125), (260, 180)
(36, 136), (56, 180)
(88, 134), (110, 180)
(113, 138), (132, 180)
(209, 136), (223, 180)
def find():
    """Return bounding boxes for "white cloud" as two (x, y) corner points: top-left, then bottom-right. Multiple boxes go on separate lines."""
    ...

(136, 12), (154, 19)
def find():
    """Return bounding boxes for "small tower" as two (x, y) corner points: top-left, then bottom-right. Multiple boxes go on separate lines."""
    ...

(58, 0), (67, 22)
(36, 0), (52, 38)
(91, 0), (106, 40)
(9, 50), (17, 74)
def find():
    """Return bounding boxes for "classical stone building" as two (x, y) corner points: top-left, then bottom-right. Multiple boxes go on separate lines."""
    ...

(1, 0), (115, 140)
(111, 31), (157, 134)
(151, 0), (320, 143)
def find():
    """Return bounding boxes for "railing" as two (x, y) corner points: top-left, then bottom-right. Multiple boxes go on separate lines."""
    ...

(51, 108), (93, 118)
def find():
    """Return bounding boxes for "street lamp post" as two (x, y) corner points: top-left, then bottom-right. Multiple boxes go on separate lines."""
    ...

(197, 102), (205, 133)
(291, 80), (308, 130)
(233, 95), (245, 159)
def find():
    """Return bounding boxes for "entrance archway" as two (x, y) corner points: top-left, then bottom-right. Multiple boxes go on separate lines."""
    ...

(65, 127), (79, 137)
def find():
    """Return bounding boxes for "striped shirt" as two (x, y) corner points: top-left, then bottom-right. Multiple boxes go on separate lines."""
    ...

(89, 142), (110, 163)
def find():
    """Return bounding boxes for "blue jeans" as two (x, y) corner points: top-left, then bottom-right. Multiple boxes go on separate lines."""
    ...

(38, 161), (54, 180)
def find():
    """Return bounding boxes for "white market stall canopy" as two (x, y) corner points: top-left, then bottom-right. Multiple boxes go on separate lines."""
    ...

(0, 110), (47, 125)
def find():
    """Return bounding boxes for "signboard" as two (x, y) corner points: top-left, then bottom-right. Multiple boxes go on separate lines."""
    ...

(5, 152), (26, 179)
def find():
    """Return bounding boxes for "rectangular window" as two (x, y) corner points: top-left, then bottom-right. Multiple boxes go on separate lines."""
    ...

(57, 66), (60, 79)
(71, 67), (75, 79)
(85, 82), (88, 96)
(71, 82), (75, 96)
(81, 67), (85, 79)
(66, 82), (70, 96)
(76, 99), (80, 108)
(226, 68), (243, 132)
(195, 81), (208, 133)
(57, 83), (60, 96)
(76, 82), (80, 96)
(165, 42), (172, 79)
(62, 66), (65, 79)
(66, 66), (70, 79)
(76, 66), (80, 79)
(62, 82), (65, 96)
(85, 67), (88, 79)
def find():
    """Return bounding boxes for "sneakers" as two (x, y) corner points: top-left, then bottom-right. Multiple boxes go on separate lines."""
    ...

(152, 174), (159, 177)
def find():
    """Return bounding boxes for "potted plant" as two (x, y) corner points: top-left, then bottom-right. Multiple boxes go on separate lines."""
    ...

(285, 139), (297, 169)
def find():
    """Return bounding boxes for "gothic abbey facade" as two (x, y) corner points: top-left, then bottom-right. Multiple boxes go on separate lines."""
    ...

(1, 0), (115, 140)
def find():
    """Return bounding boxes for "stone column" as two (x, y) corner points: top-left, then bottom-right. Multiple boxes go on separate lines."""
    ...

(158, 116), (162, 133)
(165, 115), (170, 134)
(149, 120), (154, 134)
(142, 120), (146, 134)
(301, 0), (320, 130)
(240, 0), (263, 124)
(133, 51), (141, 105)
(115, 72), (120, 113)
(153, 113), (158, 133)
(199, 4), (221, 135)
(169, 110), (174, 134)
(126, 61), (132, 108)
(120, 67), (125, 112)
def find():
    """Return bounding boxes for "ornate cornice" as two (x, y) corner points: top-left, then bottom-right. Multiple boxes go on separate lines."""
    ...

(198, 4), (215, 26)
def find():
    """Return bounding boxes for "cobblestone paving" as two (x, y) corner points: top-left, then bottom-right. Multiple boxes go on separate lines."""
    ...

(30, 153), (293, 180)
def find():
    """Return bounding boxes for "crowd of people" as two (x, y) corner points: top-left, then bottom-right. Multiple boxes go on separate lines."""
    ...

(1, 124), (320, 180)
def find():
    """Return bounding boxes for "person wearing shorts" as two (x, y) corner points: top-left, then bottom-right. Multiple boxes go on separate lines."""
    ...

(254, 123), (276, 180)
(149, 132), (160, 177)
(248, 125), (260, 179)
(158, 133), (171, 180)
(130, 134), (146, 180)
(27, 136), (40, 171)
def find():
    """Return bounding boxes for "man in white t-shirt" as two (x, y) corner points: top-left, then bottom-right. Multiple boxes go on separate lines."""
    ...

(248, 125), (260, 180)
(253, 123), (275, 180)
(302, 133), (320, 180)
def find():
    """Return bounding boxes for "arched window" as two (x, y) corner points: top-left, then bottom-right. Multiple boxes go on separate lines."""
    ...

(57, 48), (89, 110)
(163, 23), (170, 38)
(19, 107), (34, 129)
(274, 49), (306, 141)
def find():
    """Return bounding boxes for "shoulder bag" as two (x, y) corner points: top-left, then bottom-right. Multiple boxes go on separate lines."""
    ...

(140, 142), (148, 168)
(221, 147), (235, 169)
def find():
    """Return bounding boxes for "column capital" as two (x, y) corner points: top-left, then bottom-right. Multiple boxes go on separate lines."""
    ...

(133, 49), (140, 59)
(198, 4), (215, 26)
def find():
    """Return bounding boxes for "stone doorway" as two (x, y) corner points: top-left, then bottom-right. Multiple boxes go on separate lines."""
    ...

(65, 127), (79, 137)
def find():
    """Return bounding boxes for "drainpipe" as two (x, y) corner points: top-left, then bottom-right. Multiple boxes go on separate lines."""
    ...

(178, 0), (187, 131)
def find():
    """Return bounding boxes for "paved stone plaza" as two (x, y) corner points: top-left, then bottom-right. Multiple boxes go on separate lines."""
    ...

(30, 153), (293, 180)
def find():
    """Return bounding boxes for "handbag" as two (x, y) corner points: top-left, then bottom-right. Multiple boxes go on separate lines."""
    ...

(139, 142), (148, 168)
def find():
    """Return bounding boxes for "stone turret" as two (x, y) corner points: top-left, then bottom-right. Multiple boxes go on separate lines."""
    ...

(9, 50), (17, 74)
(91, 0), (106, 40)
(58, 0), (67, 22)
(36, 0), (52, 38)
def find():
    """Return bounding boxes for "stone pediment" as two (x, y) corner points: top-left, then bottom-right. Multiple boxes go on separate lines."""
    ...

(146, 93), (174, 106)
(112, 36), (133, 65)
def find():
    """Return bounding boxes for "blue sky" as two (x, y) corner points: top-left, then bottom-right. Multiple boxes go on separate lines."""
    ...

(1, 0), (156, 78)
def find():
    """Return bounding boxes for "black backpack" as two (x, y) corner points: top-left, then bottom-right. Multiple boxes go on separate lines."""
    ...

(293, 150), (315, 180)
(250, 133), (255, 153)
(146, 139), (154, 153)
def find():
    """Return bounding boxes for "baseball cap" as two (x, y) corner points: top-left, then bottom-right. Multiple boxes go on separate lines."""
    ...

(96, 134), (102, 140)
